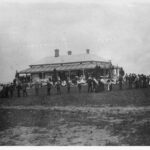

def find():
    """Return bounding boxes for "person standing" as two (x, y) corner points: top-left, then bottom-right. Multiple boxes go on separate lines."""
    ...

(1, 85), (6, 98)
(125, 74), (128, 85)
(110, 80), (113, 91)
(22, 82), (28, 97)
(128, 74), (132, 89)
(56, 80), (61, 95)
(35, 81), (39, 96)
(92, 77), (97, 92)
(139, 75), (142, 88)
(146, 76), (150, 88)
(119, 75), (123, 90)
(87, 76), (92, 93)
(17, 82), (21, 97)
(134, 75), (139, 89)
(9, 83), (14, 98)
(47, 78), (52, 96)
(66, 78), (71, 93)
(78, 83), (82, 93)
(5, 84), (9, 98)
(99, 79), (105, 92)
(107, 80), (112, 91)
(77, 77), (82, 93)
(143, 75), (147, 88)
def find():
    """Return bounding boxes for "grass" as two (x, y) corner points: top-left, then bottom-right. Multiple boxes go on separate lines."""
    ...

(0, 85), (150, 107)
(0, 85), (150, 145)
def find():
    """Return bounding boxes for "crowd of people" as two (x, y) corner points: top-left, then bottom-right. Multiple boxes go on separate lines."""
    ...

(0, 73), (150, 98)
(124, 74), (150, 89)
(0, 81), (28, 98)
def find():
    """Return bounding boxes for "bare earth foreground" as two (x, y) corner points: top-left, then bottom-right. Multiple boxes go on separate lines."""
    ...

(0, 86), (150, 146)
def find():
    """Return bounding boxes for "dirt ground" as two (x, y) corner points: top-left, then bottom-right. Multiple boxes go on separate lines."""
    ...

(0, 86), (150, 146)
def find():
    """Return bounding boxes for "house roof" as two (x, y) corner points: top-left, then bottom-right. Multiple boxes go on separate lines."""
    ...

(20, 62), (111, 74)
(31, 53), (110, 66)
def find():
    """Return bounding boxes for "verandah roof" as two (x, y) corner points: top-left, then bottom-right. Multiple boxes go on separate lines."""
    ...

(19, 63), (110, 74)
(31, 53), (109, 66)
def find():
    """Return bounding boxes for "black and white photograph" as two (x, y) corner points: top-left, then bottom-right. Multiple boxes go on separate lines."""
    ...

(0, 0), (150, 146)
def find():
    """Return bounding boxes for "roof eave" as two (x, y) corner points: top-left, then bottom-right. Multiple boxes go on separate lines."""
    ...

(30, 60), (111, 67)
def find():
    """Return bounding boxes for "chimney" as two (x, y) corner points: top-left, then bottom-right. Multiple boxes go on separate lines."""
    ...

(86, 49), (90, 54)
(54, 49), (59, 57)
(68, 51), (72, 55)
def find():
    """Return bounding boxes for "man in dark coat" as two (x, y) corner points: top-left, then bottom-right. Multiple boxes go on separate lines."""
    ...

(35, 81), (40, 96)
(47, 78), (52, 96)
(77, 77), (82, 93)
(87, 77), (92, 93)
(17, 82), (21, 97)
(66, 79), (71, 93)
(128, 74), (132, 89)
(118, 75), (123, 90)
(143, 75), (147, 88)
(9, 83), (14, 98)
(1, 85), (6, 98)
(5, 84), (9, 98)
(22, 82), (28, 97)
(56, 80), (61, 95)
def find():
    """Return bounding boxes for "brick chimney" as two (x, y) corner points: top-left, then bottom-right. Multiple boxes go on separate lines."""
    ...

(54, 49), (59, 57)
(86, 49), (90, 54)
(68, 51), (72, 55)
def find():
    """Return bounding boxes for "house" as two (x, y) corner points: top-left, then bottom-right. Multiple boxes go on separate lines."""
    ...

(19, 49), (120, 82)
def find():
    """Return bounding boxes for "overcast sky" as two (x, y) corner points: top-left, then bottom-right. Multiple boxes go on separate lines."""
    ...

(0, 0), (150, 82)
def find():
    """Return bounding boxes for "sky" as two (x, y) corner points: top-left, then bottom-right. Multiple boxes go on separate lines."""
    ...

(0, 0), (150, 82)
